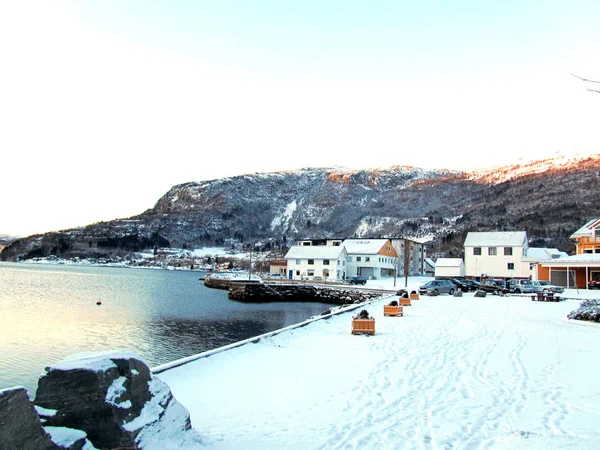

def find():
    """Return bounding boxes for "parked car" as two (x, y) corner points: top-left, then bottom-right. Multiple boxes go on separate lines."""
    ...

(418, 280), (456, 295)
(449, 278), (470, 292)
(532, 280), (564, 294)
(479, 279), (509, 295)
(507, 279), (535, 294)
(590, 275), (600, 289)
(463, 280), (481, 291)
(450, 278), (480, 292)
(347, 276), (367, 285)
(267, 273), (285, 279)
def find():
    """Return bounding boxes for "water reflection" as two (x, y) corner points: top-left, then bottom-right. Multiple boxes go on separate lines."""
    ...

(0, 263), (329, 393)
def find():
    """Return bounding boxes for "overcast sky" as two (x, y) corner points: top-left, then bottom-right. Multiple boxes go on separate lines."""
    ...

(1, 0), (599, 237)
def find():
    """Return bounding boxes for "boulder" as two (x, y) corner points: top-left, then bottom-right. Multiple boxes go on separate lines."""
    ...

(34, 351), (192, 450)
(427, 289), (439, 297)
(0, 386), (58, 450)
(474, 290), (487, 298)
(454, 290), (463, 297)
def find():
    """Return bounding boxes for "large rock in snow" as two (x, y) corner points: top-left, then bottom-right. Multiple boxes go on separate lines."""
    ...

(34, 351), (192, 450)
(0, 386), (58, 450)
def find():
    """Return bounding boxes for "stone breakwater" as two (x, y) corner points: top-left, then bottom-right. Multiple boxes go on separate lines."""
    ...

(228, 281), (385, 305)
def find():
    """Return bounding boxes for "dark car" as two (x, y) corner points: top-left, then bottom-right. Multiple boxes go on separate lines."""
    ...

(463, 280), (481, 291)
(347, 276), (367, 285)
(479, 279), (509, 295)
(590, 275), (600, 289)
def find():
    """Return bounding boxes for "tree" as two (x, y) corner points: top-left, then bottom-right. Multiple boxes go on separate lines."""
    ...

(572, 73), (600, 93)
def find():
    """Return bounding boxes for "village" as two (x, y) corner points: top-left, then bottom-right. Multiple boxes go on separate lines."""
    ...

(266, 218), (600, 292)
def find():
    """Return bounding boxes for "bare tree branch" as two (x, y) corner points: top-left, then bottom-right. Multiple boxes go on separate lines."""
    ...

(572, 73), (600, 93)
(572, 73), (600, 83)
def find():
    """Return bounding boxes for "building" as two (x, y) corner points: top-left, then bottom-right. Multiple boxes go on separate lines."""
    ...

(268, 260), (287, 276)
(342, 239), (398, 279)
(284, 245), (348, 281)
(464, 231), (530, 279)
(390, 238), (429, 276)
(535, 219), (600, 288)
(570, 219), (600, 254)
(434, 258), (465, 278)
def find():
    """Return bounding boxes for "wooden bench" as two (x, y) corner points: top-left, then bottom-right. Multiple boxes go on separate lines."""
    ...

(352, 318), (376, 335)
(383, 305), (404, 317)
(399, 297), (412, 306)
(410, 292), (419, 300)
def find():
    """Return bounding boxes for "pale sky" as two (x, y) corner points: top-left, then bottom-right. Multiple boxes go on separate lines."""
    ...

(1, 0), (599, 237)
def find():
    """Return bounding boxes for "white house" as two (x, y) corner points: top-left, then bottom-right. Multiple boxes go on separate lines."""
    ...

(464, 231), (530, 279)
(284, 245), (348, 281)
(434, 258), (465, 278)
(342, 239), (398, 279)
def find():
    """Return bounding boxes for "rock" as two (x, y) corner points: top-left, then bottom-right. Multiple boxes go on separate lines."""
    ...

(454, 290), (463, 297)
(0, 387), (59, 450)
(34, 351), (191, 450)
(474, 290), (487, 298)
(427, 289), (439, 297)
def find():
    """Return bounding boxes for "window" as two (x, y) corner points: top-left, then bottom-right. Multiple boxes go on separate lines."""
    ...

(585, 250), (593, 254)
(323, 259), (330, 265)
(365, 257), (370, 262)
(507, 263), (515, 270)
(307, 269), (314, 276)
(308, 259), (314, 265)
(474, 247), (482, 255)
(296, 270), (300, 276)
(489, 247), (497, 256)
(357, 257), (362, 262)
(348, 257), (352, 262)
(296, 259), (301, 264)
(504, 247), (513, 256)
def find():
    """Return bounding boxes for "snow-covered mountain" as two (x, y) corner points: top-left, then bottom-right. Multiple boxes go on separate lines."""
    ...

(2, 154), (599, 261)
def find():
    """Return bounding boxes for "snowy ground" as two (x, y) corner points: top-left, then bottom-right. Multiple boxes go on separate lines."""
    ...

(159, 277), (600, 449)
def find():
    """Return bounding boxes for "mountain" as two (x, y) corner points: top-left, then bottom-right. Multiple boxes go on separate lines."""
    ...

(2, 154), (599, 262)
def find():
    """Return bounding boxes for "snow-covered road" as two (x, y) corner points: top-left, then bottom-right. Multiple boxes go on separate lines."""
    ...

(160, 290), (600, 449)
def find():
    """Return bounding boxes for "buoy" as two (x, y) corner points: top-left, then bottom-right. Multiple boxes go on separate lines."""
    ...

(96, 300), (102, 305)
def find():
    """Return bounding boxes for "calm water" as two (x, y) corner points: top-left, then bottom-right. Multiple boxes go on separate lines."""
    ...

(0, 262), (330, 394)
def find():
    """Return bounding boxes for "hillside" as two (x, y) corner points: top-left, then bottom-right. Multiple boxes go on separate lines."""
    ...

(2, 154), (599, 262)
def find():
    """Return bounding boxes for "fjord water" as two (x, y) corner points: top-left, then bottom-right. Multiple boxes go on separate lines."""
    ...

(0, 262), (329, 394)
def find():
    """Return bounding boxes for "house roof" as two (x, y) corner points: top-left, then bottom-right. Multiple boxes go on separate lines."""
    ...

(570, 219), (600, 238)
(464, 231), (527, 247)
(526, 248), (568, 260)
(284, 246), (346, 260)
(540, 253), (600, 266)
(435, 258), (463, 267)
(425, 258), (436, 267)
(342, 239), (392, 255)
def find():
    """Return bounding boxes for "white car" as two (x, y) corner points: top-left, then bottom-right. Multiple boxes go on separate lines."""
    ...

(267, 273), (285, 279)
(534, 280), (564, 293)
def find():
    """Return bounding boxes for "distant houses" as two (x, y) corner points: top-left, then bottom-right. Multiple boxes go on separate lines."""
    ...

(282, 237), (427, 281)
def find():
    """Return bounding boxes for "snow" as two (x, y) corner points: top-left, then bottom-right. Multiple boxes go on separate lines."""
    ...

(44, 426), (96, 449)
(270, 200), (297, 231)
(105, 376), (131, 409)
(48, 350), (139, 372)
(464, 231), (527, 247)
(155, 277), (600, 449)
(34, 405), (57, 417)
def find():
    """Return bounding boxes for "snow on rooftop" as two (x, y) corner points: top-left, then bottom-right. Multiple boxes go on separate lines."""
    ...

(158, 279), (600, 449)
(464, 231), (527, 247)
(543, 253), (600, 264)
(342, 239), (391, 255)
(570, 218), (600, 238)
(435, 257), (463, 267)
(284, 246), (345, 259)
